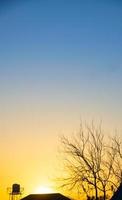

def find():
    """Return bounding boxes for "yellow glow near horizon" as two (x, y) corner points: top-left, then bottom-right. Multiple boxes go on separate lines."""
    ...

(34, 186), (54, 194)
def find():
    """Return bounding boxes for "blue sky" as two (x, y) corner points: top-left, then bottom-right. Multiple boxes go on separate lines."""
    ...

(0, 0), (122, 125)
(0, 0), (122, 63)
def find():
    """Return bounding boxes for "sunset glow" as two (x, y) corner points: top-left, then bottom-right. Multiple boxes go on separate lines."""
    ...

(34, 186), (54, 194)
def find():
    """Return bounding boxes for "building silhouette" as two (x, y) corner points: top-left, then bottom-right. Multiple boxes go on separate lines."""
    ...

(21, 194), (71, 200)
(110, 183), (122, 200)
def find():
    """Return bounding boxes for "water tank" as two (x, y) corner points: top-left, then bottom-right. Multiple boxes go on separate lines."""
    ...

(12, 184), (20, 194)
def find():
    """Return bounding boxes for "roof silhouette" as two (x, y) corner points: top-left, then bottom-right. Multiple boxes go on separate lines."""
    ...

(111, 183), (122, 200)
(21, 193), (71, 200)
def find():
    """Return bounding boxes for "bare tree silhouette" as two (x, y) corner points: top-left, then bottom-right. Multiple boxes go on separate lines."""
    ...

(58, 122), (122, 200)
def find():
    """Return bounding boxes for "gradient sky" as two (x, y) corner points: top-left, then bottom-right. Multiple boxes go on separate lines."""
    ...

(0, 0), (122, 199)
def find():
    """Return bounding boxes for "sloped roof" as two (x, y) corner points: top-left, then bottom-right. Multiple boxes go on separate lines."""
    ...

(111, 183), (122, 200)
(21, 193), (71, 200)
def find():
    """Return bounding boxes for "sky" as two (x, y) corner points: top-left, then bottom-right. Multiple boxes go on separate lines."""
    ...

(0, 0), (122, 199)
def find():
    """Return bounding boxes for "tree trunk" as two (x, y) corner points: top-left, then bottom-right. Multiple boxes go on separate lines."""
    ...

(95, 187), (98, 200)
(103, 187), (106, 200)
(94, 177), (98, 200)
